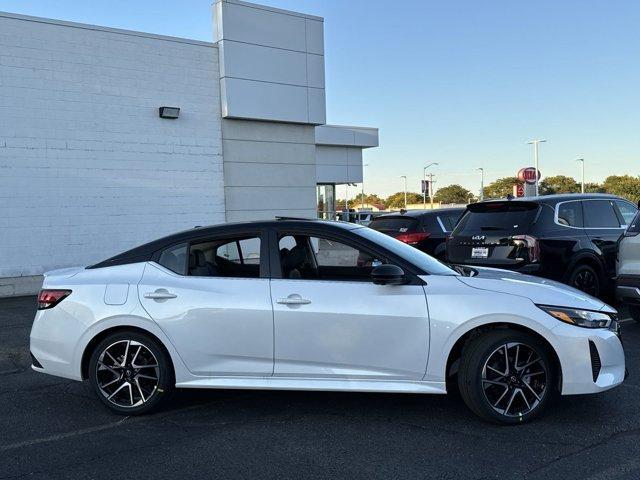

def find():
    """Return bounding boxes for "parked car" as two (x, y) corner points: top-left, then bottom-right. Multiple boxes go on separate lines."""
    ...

(616, 206), (640, 322)
(446, 194), (638, 298)
(30, 218), (624, 424)
(368, 208), (465, 258)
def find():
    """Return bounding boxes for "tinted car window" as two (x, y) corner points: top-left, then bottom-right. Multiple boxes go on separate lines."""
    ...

(583, 200), (621, 228)
(158, 243), (188, 275)
(369, 216), (418, 233)
(557, 202), (583, 227)
(437, 212), (463, 232)
(453, 203), (539, 235)
(614, 200), (637, 226)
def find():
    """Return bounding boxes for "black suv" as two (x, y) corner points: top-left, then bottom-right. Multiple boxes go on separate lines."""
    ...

(446, 194), (637, 298)
(369, 208), (465, 259)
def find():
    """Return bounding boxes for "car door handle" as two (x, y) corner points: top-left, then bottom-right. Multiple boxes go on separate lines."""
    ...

(144, 290), (177, 300)
(277, 294), (311, 305)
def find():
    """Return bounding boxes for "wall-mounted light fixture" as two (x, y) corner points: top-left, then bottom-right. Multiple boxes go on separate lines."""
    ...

(159, 106), (180, 119)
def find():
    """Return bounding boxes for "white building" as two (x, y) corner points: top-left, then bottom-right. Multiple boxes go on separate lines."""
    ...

(0, 0), (378, 296)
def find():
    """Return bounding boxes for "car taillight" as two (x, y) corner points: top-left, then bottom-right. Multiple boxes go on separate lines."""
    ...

(396, 232), (431, 245)
(37, 289), (72, 310)
(512, 235), (540, 263)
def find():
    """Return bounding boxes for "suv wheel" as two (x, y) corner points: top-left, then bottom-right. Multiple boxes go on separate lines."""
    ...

(568, 264), (601, 297)
(457, 329), (555, 424)
(88, 331), (174, 415)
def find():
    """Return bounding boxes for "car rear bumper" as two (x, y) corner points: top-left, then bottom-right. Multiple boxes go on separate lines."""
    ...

(616, 275), (640, 306)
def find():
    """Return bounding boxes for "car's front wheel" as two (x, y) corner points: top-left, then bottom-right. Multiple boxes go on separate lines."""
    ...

(88, 331), (174, 415)
(457, 329), (556, 424)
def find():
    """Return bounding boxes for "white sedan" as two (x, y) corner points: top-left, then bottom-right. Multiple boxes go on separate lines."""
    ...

(30, 219), (626, 424)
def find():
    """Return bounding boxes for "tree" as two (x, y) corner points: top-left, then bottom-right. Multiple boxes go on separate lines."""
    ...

(483, 177), (522, 199)
(603, 175), (640, 204)
(539, 175), (580, 195)
(385, 191), (424, 209)
(584, 182), (606, 193)
(433, 184), (474, 204)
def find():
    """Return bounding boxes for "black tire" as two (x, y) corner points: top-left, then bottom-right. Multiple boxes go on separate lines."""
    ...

(88, 331), (174, 415)
(567, 264), (601, 298)
(629, 305), (640, 323)
(457, 329), (556, 425)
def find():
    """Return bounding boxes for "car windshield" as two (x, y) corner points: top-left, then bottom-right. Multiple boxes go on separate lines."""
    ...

(354, 227), (459, 276)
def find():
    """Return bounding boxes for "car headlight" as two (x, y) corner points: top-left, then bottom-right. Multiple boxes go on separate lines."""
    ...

(537, 305), (613, 328)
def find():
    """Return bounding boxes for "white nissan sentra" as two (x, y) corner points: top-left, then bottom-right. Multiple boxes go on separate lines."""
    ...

(30, 219), (626, 424)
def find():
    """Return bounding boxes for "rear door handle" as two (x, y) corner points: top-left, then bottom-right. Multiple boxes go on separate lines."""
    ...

(144, 289), (177, 300)
(277, 294), (311, 305)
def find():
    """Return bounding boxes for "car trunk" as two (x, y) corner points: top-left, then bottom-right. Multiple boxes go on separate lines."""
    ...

(446, 201), (540, 267)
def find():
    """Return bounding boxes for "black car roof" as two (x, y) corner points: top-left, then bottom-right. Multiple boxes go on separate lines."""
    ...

(374, 207), (466, 219)
(88, 218), (360, 269)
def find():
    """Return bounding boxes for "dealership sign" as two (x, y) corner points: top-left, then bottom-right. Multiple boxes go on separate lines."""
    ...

(517, 167), (541, 184)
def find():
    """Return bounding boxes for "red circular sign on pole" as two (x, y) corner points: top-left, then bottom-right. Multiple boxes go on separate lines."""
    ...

(517, 167), (541, 185)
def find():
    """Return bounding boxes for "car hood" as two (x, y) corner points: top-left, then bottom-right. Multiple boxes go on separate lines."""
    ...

(455, 266), (613, 312)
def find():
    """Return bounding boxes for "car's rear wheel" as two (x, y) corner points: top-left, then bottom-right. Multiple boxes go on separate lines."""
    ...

(457, 329), (555, 424)
(88, 331), (174, 415)
(568, 264), (601, 297)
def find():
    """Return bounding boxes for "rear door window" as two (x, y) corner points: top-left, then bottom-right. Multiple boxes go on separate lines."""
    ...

(158, 243), (188, 275)
(453, 203), (539, 236)
(369, 216), (418, 234)
(556, 202), (583, 227)
(583, 200), (621, 228)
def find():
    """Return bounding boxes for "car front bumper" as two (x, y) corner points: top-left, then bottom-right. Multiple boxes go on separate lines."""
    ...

(552, 320), (625, 395)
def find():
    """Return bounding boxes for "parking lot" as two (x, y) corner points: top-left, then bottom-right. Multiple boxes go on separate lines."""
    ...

(1, 295), (639, 480)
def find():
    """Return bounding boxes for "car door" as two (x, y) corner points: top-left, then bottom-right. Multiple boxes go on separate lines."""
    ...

(269, 229), (430, 380)
(138, 231), (274, 376)
(582, 199), (626, 279)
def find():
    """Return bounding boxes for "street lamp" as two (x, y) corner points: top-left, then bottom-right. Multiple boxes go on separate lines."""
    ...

(399, 175), (407, 208)
(576, 158), (585, 193)
(477, 167), (484, 201)
(526, 139), (546, 196)
(361, 164), (369, 210)
(423, 163), (439, 209)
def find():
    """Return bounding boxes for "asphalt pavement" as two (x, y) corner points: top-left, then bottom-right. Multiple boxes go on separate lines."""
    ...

(1, 295), (640, 480)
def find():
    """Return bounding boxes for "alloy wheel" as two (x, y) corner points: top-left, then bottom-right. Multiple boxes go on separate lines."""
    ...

(95, 340), (160, 408)
(481, 342), (548, 418)
(573, 268), (599, 296)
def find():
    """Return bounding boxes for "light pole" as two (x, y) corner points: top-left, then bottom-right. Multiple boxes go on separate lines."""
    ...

(526, 139), (546, 196)
(576, 158), (584, 193)
(477, 167), (484, 201)
(423, 162), (439, 208)
(361, 164), (369, 210)
(399, 175), (407, 208)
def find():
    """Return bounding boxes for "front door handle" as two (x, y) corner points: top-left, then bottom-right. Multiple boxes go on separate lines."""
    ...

(277, 294), (311, 305)
(144, 289), (177, 300)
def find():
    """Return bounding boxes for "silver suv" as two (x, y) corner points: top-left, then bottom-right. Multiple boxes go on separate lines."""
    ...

(617, 205), (640, 322)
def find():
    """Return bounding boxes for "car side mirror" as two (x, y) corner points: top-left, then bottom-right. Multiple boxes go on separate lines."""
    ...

(371, 264), (406, 285)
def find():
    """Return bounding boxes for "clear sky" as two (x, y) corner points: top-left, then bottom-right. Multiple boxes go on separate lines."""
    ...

(1, 0), (638, 199)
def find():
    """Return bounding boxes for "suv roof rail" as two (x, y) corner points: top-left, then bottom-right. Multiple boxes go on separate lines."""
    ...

(275, 216), (318, 221)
